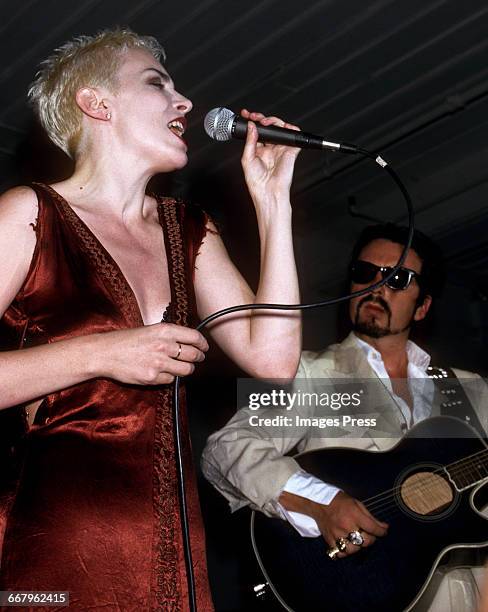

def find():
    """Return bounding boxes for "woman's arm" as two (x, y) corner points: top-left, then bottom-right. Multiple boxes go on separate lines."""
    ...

(0, 188), (208, 410)
(194, 111), (302, 379)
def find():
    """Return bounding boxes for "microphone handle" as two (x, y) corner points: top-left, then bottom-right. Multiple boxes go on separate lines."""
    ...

(232, 116), (326, 149)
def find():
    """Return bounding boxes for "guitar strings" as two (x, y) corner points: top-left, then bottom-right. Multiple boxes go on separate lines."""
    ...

(365, 461), (487, 519)
(365, 448), (488, 517)
(450, 449), (488, 481)
(355, 447), (488, 519)
(362, 446), (488, 509)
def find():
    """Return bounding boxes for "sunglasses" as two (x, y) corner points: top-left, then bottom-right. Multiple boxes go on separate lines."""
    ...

(350, 260), (420, 291)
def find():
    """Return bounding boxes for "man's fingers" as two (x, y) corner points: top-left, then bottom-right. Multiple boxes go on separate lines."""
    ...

(330, 533), (363, 559)
(360, 532), (376, 548)
(331, 528), (378, 558)
(356, 501), (389, 535)
(318, 493), (388, 560)
(357, 513), (388, 538)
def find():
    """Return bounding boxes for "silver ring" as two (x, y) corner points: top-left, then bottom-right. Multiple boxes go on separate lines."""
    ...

(326, 546), (340, 560)
(175, 343), (182, 360)
(347, 530), (364, 547)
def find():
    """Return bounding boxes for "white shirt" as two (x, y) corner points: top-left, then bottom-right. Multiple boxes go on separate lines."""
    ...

(277, 334), (434, 537)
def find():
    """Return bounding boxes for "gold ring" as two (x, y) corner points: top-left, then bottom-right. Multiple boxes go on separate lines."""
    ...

(336, 537), (348, 552)
(176, 343), (182, 360)
(326, 546), (340, 560)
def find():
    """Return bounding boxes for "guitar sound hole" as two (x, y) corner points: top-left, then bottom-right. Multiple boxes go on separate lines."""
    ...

(400, 471), (453, 516)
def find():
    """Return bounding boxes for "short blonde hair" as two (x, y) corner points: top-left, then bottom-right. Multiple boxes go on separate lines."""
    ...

(28, 28), (166, 158)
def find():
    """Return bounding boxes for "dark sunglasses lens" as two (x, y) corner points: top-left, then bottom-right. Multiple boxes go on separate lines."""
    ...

(351, 261), (413, 289)
(351, 261), (378, 284)
(385, 268), (411, 290)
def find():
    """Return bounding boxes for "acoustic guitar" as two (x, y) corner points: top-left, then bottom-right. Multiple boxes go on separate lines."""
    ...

(250, 416), (488, 611)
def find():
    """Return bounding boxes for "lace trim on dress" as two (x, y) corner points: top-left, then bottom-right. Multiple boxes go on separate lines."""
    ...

(30, 186), (194, 609)
(159, 199), (189, 326)
(151, 388), (180, 610)
(150, 197), (190, 610)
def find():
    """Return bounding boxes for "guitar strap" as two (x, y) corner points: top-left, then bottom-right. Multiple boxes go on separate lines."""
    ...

(427, 365), (486, 438)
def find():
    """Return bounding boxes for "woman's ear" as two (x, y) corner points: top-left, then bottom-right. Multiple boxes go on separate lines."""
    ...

(75, 87), (111, 121)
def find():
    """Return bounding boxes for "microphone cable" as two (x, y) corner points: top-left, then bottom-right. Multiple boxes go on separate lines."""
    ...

(173, 146), (414, 612)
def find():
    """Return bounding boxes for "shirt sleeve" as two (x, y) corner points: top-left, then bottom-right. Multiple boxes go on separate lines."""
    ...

(277, 469), (341, 537)
(201, 404), (304, 517)
(201, 360), (317, 517)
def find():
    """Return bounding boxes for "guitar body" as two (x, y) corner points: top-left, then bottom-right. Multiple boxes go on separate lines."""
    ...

(251, 417), (488, 611)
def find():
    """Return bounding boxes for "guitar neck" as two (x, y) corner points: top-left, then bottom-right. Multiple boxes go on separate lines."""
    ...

(445, 448), (488, 490)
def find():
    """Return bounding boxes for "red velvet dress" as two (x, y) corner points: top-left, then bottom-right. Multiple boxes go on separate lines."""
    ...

(0, 183), (214, 611)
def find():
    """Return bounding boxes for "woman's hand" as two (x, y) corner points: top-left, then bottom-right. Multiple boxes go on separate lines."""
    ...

(240, 109), (301, 205)
(193, 109), (302, 379)
(92, 323), (208, 385)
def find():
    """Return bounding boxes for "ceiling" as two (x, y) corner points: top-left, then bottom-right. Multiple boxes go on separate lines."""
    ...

(1, 0), (488, 369)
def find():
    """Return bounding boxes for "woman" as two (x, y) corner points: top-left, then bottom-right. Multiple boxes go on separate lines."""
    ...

(0, 29), (301, 610)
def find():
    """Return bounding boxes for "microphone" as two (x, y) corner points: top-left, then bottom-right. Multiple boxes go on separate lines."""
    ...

(204, 107), (358, 153)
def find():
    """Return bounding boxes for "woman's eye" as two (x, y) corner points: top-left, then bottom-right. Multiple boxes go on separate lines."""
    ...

(150, 81), (164, 89)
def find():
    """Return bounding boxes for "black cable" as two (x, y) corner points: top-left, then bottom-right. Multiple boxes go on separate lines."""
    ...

(173, 147), (414, 612)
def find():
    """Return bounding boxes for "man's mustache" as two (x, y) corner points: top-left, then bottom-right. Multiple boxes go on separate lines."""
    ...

(357, 294), (391, 317)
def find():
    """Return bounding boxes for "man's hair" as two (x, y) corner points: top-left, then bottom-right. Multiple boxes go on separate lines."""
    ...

(28, 28), (165, 158)
(349, 223), (445, 300)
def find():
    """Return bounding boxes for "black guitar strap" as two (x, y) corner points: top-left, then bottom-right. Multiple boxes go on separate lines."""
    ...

(427, 366), (486, 438)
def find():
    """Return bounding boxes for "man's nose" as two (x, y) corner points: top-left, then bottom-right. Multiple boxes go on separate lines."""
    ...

(371, 271), (386, 292)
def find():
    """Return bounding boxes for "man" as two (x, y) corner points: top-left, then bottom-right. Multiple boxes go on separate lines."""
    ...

(202, 224), (488, 611)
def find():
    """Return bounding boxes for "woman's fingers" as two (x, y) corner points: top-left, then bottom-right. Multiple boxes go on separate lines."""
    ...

(170, 342), (206, 363)
(241, 120), (260, 163)
(166, 324), (209, 353)
(97, 323), (209, 385)
(241, 109), (300, 132)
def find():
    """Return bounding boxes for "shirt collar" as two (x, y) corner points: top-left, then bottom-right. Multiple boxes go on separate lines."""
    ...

(352, 333), (431, 372)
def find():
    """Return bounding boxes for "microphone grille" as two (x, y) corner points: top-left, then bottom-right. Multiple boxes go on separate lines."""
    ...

(204, 107), (235, 141)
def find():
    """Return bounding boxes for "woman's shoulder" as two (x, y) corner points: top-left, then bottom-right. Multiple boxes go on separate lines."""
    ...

(0, 187), (39, 315)
(0, 185), (39, 224)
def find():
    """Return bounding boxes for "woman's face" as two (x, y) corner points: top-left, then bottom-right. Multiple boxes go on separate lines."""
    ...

(110, 48), (193, 172)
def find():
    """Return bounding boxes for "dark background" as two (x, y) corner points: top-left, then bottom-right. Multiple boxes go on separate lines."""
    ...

(1, 1), (488, 609)
(3, 0), (488, 370)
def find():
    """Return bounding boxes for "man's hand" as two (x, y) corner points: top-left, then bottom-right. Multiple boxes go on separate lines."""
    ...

(310, 491), (388, 558)
(279, 490), (388, 558)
